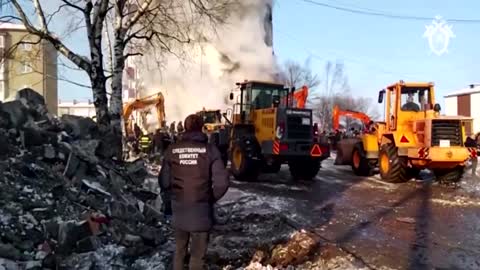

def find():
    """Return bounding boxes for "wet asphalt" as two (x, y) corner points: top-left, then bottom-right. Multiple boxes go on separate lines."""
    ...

(227, 156), (480, 270)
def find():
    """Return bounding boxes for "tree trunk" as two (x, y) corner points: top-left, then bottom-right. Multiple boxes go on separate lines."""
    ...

(87, 5), (110, 130)
(90, 68), (109, 128)
(109, 30), (128, 160)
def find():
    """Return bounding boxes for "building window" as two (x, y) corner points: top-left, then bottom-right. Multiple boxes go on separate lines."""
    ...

(0, 36), (4, 48)
(20, 62), (32, 73)
(20, 42), (32, 51)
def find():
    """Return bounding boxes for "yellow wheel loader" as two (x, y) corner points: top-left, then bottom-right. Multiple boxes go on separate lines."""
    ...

(196, 108), (229, 166)
(336, 81), (475, 183)
(221, 80), (329, 181)
(196, 109), (224, 133)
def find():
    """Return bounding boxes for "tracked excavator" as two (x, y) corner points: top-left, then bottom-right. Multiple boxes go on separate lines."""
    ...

(332, 105), (372, 131)
(123, 91), (166, 136)
(122, 92), (168, 157)
(333, 106), (373, 166)
(335, 80), (475, 183)
(221, 80), (329, 181)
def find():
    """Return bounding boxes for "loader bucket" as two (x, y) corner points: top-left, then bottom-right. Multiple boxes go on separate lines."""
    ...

(334, 138), (361, 165)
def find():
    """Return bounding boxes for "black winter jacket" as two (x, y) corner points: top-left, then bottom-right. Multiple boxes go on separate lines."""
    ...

(158, 131), (229, 232)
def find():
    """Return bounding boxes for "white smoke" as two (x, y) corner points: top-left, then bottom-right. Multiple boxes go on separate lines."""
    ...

(138, 0), (277, 125)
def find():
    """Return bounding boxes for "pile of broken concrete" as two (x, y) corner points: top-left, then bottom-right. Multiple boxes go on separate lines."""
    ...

(0, 89), (170, 269)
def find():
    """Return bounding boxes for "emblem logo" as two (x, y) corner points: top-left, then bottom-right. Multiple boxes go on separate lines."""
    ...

(423, 15), (455, 56)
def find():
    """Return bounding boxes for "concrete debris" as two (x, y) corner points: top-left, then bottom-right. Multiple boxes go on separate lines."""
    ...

(0, 96), (372, 270)
(0, 99), (174, 269)
(0, 100), (30, 129)
(60, 115), (98, 139)
(16, 88), (48, 117)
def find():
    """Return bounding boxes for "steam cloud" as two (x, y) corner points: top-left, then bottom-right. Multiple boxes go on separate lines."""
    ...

(138, 0), (277, 128)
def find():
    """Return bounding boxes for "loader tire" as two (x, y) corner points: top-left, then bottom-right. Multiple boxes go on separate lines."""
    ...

(433, 167), (464, 183)
(289, 159), (321, 181)
(378, 144), (411, 183)
(351, 143), (374, 176)
(230, 140), (260, 181)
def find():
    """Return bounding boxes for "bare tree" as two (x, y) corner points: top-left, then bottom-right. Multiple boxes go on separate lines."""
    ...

(280, 57), (320, 90)
(311, 60), (350, 130)
(2, 0), (235, 158)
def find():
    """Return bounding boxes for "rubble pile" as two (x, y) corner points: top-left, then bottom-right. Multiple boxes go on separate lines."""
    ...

(0, 89), (373, 270)
(0, 89), (170, 269)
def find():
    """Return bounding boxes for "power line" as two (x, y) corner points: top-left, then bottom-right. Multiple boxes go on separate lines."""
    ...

(275, 31), (422, 78)
(298, 0), (480, 23)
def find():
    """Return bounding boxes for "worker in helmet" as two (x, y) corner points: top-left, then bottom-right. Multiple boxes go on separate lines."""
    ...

(402, 93), (420, 112)
(138, 132), (153, 154)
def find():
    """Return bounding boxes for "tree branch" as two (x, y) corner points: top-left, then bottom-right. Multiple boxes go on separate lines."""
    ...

(33, 0), (48, 31)
(9, 0), (92, 73)
(124, 0), (154, 30)
(124, 52), (143, 60)
(0, 15), (21, 23)
(60, 0), (85, 13)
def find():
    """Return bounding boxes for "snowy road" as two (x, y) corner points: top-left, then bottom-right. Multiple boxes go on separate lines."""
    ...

(219, 155), (480, 269)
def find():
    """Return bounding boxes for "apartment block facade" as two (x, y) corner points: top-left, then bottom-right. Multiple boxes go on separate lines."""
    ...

(0, 23), (58, 114)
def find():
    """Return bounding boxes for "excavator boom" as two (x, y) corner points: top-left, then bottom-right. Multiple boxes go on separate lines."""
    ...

(332, 105), (371, 130)
(292, 85), (308, 108)
(281, 85), (309, 108)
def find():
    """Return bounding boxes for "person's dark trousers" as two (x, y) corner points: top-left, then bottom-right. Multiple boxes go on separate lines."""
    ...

(160, 191), (172, 217)
(173, 229), (209, 270)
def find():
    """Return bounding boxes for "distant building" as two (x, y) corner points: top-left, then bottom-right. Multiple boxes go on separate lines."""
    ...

(58, 100), (96, 118)
(123, 55), (139, 102)
(444, 84), (480, 135)
(0, 23), (58, 114)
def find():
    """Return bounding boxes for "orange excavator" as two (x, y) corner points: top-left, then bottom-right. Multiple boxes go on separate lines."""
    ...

(332, 105), (371, 131)
(281, 85), (309, 108)
(123, 91), (166, 137)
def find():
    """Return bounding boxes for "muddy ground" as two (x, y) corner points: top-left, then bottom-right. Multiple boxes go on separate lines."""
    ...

(20, 154), (479, 270)
(223, 154), (480, 269)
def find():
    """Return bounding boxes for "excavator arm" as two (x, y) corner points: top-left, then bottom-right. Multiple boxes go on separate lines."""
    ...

(282, 85), (309, 108)
(292, 85), (308, 108)
(123, 92), (166, 135)
(332, 105), (371, 130)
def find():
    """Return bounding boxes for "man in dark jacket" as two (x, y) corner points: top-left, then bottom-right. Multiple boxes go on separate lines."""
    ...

(158, 114), (229, 270)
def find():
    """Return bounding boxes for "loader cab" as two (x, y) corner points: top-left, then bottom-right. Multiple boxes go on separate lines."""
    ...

(198, 109), (222, 124)
(378, 81), (437, 131)
(230, 80), (290, 124)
